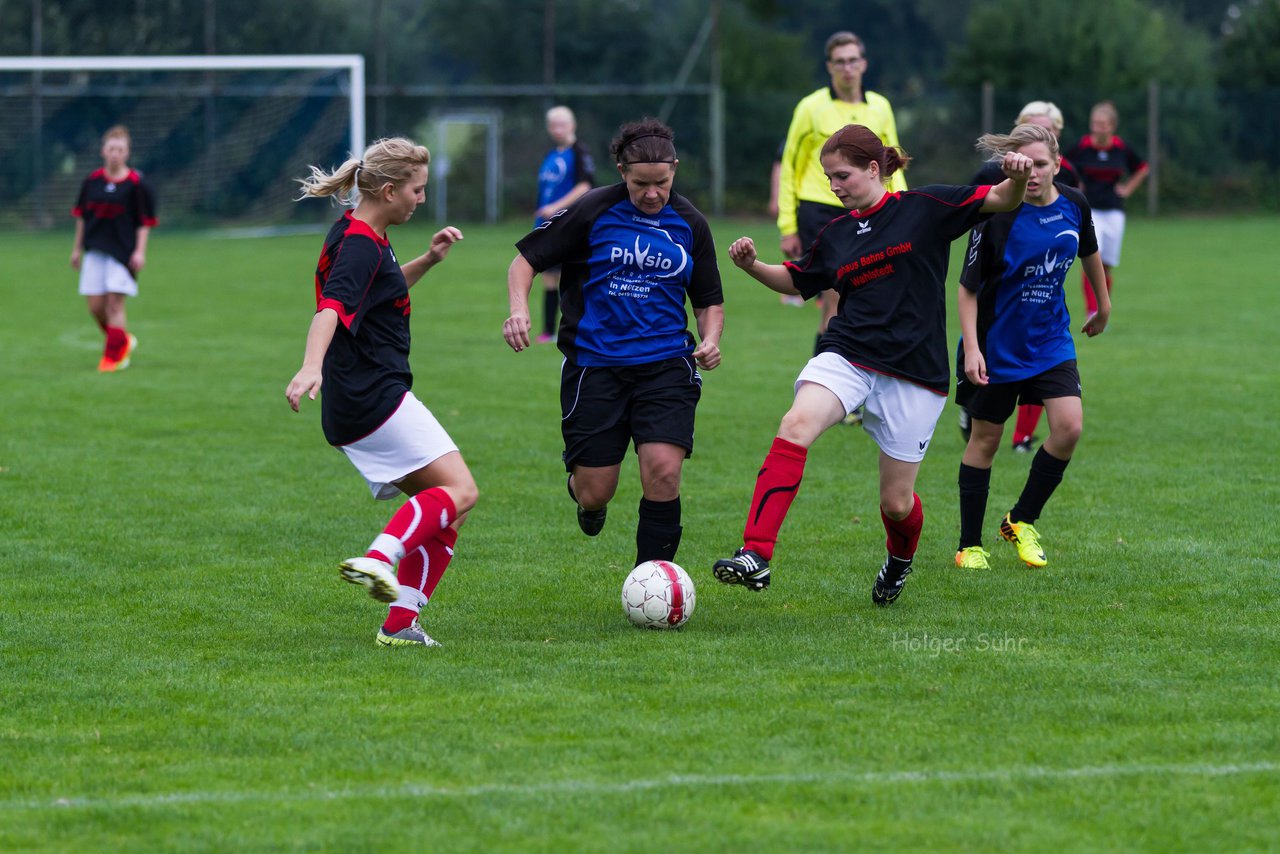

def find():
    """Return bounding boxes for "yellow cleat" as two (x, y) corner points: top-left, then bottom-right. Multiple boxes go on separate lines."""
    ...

(955, 546), (991, 569)
(1000, 514), (1047, 567)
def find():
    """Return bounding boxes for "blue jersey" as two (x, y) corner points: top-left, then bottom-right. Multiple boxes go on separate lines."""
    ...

(516, 183), (723, 367)
(959, 184), (1099, 383)
(536, 140), (595, 227)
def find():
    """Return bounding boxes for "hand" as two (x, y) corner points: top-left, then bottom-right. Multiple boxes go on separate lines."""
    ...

(779, 234), (802, 260)
(128, 250), (146, 274)
(728, 237), (758, 270)
(1081, 307), (1110, 337)
(1000, 151), (1034, 181)
(1115, 184), (1132, 199)
(963, 349), (989, 386)
(692, 338), (721, 371)
(426, 226), (464, 265)
(70, 249), (82, 270)
(536, 204), (556, 220)
(503, 312), (532, 352)
(286, 366), (323, 412)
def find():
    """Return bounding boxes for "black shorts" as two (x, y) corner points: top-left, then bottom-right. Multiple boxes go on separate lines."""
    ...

(956, 359), (1081, 424)
(796, 200), (848, 249)
(560, 356), (702, 469)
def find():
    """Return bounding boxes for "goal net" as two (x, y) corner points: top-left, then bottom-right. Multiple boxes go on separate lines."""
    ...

(0, 55), (364, 230)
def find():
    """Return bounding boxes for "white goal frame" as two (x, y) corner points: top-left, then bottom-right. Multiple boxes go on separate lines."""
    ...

(0, 54), (365, 158)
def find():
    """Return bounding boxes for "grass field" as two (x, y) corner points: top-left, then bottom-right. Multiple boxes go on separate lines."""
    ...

(2, 213), (1278, 851)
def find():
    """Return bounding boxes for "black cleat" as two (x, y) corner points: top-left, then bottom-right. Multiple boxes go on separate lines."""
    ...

(567, 475), (607, 537)
(871, 556), (913, 606)
(713, 547), (771, 591)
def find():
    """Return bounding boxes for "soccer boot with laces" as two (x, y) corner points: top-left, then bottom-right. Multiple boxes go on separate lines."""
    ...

(871, 555), (913, 606)
(712, 547), (771, 591)
(954, 546), (991, 570)
(567, 475), (607, 536)
(338, 556), (400, 603)
(1000, 513), (1047, 567)
(376, 619), (441, 648)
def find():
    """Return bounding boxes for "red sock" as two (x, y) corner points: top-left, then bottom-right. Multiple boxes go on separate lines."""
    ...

(881, 493), (923, 560)
(743, 437), (807, 560)
(383, 528), (459, 633)
(365, 487), (457, 565)
(104, 325), (128, 361)
(1013, 404), (1043, 445)
(422, 527), (458, 600)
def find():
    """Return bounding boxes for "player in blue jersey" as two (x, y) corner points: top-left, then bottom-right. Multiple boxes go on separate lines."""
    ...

(712, 124), (1032, 606)
(962, 100), (1079, 452)
(953, 123), (1111, 571)
(533, 106), (595, 343)
(504, 118), (724, 569)
(286, 137), (476, 649)
(70, 125), (157, 372)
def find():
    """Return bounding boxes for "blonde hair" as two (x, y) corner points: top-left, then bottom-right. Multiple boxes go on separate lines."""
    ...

(1091, 100), (1119, 126)
(976, 123), (1060, 162)
(102, 125), (130, 146)
(297, 136), (431, 205)
(1016, 100), (1064, 134)
(546, 105), (575, 125)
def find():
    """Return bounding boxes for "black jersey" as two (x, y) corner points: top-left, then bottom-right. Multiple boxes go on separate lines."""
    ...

(1063, 135), (1146, 211)
(314, 212), (413, 446)
(72, 168), (158, 269)
(517, 183), (723, 367)
(785, 185), (994, 394)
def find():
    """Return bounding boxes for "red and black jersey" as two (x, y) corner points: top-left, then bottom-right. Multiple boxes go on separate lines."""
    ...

(314, 211), (413, 446)
(1063, 135), (1146, 212)
(785, 184), (994, 394)
(72, 168), (158, 269)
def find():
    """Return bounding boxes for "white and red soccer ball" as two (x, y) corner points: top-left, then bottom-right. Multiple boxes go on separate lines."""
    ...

(621, 560), (696, 629)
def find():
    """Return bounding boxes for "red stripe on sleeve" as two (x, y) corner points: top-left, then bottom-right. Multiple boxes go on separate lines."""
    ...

(318, 297), (356, 329)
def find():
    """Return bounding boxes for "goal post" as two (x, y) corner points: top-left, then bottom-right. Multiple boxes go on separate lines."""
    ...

(0, 54), (364, 229)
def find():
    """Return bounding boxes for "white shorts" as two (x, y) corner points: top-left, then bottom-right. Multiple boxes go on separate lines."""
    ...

(79, 249), (138, 297)
(1091, 209), (1126, 267)
(794, 352), (947, 463)
(338, 392), (459, 500)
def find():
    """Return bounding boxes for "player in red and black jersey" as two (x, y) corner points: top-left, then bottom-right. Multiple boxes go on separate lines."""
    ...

(286, 137), (474, 650)
(70, 125), (157, 372)
(1065, 101), (1148, 317)
(712, 124), (1032, 606)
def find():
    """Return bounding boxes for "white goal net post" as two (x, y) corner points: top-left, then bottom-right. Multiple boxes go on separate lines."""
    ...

(0, 54), (364, 229)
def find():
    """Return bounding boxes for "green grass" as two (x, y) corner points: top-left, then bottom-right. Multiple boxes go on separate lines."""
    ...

(2, 214), (1278, 852)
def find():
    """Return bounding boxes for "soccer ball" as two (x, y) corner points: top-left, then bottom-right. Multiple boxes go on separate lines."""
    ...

(621, 560), (696, 629)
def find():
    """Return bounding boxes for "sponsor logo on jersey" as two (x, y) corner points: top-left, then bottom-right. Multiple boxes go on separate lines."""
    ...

(609, 235), (688, 279)
(1022, 230), (1079, 278)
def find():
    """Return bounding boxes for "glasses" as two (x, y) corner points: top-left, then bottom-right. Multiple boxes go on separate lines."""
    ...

(828, 57), (865, 67)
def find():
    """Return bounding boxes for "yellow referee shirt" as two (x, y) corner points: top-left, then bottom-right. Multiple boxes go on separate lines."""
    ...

(777, 87), (906, 237)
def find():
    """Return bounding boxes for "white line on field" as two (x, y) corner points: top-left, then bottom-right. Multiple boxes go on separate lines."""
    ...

(5, 761), (1277, 812)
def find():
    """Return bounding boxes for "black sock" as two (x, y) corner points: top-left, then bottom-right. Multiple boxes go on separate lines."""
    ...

(958, 462), (991, 549)
(1009, 447), (1070, 524)
(636, 496), (682, 565)
(543, 289), (560, 337)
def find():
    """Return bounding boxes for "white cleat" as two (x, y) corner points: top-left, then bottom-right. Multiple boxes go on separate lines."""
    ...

(338, 557), (399, 603)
